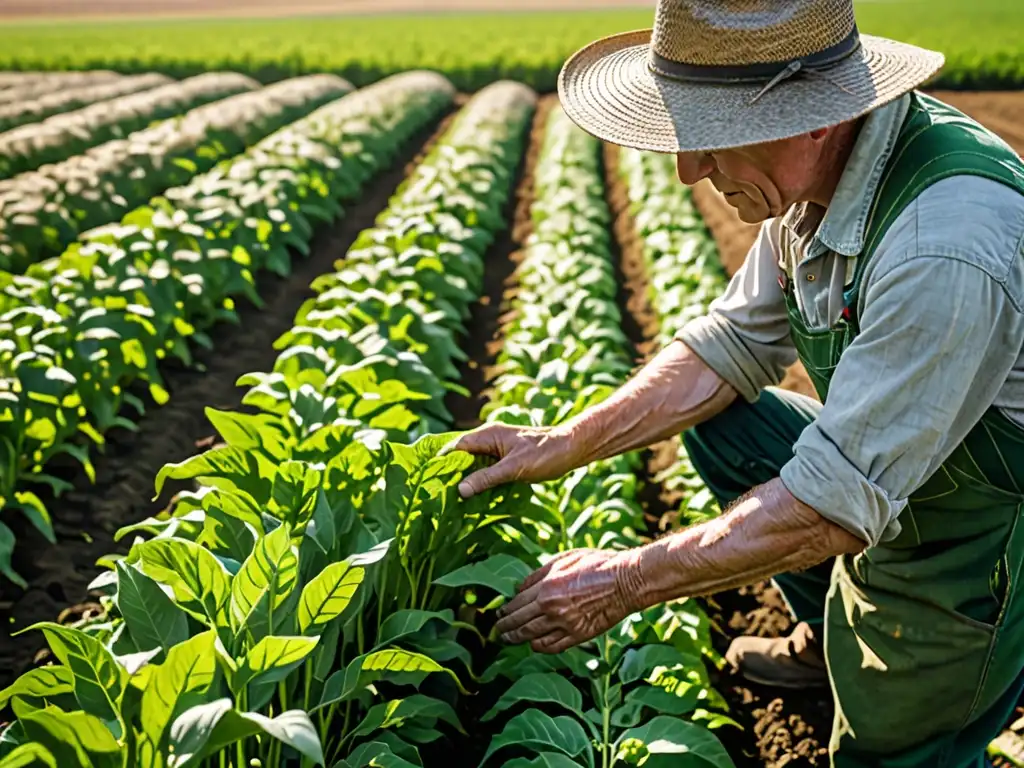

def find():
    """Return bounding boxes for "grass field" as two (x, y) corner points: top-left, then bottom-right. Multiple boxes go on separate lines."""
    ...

(0, 0), (1020, 90)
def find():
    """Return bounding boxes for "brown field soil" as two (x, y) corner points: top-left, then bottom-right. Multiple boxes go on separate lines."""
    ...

(0, 105), (455, 691)
(0, 0), (654, 21)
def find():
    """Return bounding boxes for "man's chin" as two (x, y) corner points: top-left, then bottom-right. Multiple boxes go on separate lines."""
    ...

(723, 194), (768, 224)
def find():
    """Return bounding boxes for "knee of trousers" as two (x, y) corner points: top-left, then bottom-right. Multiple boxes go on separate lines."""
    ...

(681, 389), (819, 502)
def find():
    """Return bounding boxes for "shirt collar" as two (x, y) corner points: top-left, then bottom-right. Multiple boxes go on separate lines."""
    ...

(783, 93), (912, 258)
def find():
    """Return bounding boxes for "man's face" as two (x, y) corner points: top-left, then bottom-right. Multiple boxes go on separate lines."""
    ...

(675, 129), (830, 223)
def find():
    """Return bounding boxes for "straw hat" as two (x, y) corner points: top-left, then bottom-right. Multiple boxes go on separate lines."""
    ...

(558, 0), (945, 153)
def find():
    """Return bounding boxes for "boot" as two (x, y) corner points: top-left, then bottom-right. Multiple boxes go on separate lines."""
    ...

(725, 621), (829, 689)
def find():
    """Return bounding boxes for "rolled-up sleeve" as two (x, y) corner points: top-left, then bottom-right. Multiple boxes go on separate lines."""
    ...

(676, 219), (798, 402)
(780, 255), (1024, 546)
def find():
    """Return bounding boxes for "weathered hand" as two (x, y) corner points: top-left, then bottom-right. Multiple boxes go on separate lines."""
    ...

(495, 548), (646, 654)
(446, 423), (583, 498)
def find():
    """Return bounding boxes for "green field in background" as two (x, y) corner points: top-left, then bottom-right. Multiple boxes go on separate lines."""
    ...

(1, 0), (1021, 91)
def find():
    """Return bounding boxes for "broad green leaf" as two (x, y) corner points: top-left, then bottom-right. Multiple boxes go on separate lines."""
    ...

(0, 521), (26, 588)
(0, 667), (73, 709)
(141, 631), (218, 751)
(375, 610), (453, 649)
(20, 623), (125, 723)
(135, 538), (230, 629)
(204, 408), (288, 459)
(433, 554), (531, 597)
(115, 647), (162, 676)
(237, 635), (318, 689)
(168, 697), (323, 767)
(153, 445), (273, 502)
(230, 525), (298, 640)
(15, 705), (120, 768)
(350, 694), (465, 741)
(297, 560), (364, 634)
(341, 741), (420, 768)
(614, 684), (703, 728)
(115, 561), (188, 658)
(503, 754), (582, 768)
(616, 716), (735, 767)
(270, 461), (321, 528)
(482, 710), (592, 767)
(481, 672), (582, 722)
(316, 648), (466, 711)
(690, 710), (741, 731)
(0, 742), (57, 767)
(618, 645), (702, 685)
(12, 491), (54, 543)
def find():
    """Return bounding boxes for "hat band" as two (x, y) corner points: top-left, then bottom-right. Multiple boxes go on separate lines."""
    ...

(649, 24), (861, 84)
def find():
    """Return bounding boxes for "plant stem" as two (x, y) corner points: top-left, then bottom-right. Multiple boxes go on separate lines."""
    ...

(602, 635), (612, 768)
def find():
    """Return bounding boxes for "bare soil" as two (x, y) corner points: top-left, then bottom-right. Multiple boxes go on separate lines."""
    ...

(0, 106), (454, 691)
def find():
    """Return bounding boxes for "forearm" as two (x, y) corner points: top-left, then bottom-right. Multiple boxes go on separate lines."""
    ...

(559, 339), (737, 466)
(621, 477), (866, 609)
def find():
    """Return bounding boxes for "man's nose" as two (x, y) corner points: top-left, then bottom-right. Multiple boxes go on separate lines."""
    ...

(676, 152), (715, 185)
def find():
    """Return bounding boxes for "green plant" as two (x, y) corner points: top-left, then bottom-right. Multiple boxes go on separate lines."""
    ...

(0, 71), (455, 587)
(0, 80), (538, 766)
(0, 73), (171, 132)
(0, 73), (352, 271)
(0, 71), (258, 179)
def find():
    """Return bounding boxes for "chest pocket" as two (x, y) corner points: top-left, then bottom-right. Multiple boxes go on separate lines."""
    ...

(779, 231), (860, 402)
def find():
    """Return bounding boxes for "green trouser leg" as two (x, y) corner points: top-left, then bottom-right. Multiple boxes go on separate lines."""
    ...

(682, 389), (1024, 768)
(682, 387), (833, 627)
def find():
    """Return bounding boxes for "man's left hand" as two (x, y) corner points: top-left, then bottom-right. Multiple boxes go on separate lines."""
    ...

(495, 548), (645, 654)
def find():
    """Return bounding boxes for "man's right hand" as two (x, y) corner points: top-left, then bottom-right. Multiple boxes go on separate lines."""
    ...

(446, 423), (584, 498)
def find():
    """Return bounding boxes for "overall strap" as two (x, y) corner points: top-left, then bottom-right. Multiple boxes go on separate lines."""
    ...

(843, 92), (1024, 331)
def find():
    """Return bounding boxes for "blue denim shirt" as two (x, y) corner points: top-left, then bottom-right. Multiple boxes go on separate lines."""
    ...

(678, 93), (1024, 546)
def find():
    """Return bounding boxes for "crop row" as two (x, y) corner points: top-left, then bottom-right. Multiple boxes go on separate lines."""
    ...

(616, 148), (729, 525)
(0, 71), (455, 588)
(0, 71), (259, 179)
(476, 105), (734, 767)
(0, 79), (536, 767)
(0, 74), (352, 272)
(0, 70), (121, 95)
(0, 72), (171, 133)
(0, 70), (120, 87)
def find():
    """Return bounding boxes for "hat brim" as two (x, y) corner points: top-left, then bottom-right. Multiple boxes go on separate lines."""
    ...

(557, 30), (945, 153)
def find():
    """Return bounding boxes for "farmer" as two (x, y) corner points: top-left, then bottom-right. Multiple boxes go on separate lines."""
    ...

(450, 0), (1024, 765)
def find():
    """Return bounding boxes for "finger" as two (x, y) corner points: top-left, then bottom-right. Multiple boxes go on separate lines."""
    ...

(531, 630), (569, 655)
(496, 581), (542, 620)
(539, 632), (582, 655)
(458, 461), (516, 498)
(444, 425), (505, 458)
(500, 614), (555, 645)
(513, 558), (559, 595)
(494, 598), (544, 636)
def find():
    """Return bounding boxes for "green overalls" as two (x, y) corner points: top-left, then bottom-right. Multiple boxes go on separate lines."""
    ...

(683, 93), (1024, 767)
